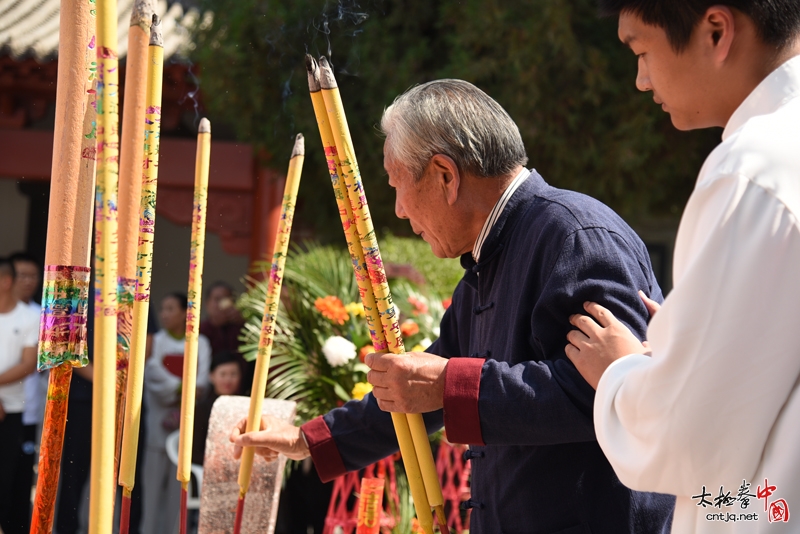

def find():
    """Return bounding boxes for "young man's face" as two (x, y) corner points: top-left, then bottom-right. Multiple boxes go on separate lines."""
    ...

(618, 11), (717, 130)
(13, 260), (39, 304)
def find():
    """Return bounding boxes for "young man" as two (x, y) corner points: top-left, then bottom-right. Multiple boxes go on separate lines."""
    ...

(565, 1), (800, 531)
(0, 257), (39, 534)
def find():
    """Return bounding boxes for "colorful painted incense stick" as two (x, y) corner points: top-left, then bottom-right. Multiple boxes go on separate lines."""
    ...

(88, 0), (121, 529)
(115, 0), (152, 481)
(312, 55), (444, 533)
(30, 1), (97, 531)
(232, 134), (305, 534)
(177, 117), (212, 534)
(118, 15), (163, 534)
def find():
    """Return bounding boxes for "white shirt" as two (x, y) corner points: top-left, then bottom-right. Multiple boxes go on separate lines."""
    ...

(144, 329), (210, 448)
(0, 301), (40, 413)
(22, 301), (48, 425)
(594, 56), (800, 532)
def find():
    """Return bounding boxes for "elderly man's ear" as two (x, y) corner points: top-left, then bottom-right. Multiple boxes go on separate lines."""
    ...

(427, 153), (461, 206)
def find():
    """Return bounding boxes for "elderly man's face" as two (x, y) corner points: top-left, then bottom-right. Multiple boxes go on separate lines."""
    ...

(384, 146), (469, 259)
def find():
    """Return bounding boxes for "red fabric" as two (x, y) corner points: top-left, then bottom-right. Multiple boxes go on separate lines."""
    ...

(162, 354), (184, 377)
(302, 416), (347, 483)
(443, 358), (485, 445)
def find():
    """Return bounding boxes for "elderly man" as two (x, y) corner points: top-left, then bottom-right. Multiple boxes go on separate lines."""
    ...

(231, 80), (675, 532)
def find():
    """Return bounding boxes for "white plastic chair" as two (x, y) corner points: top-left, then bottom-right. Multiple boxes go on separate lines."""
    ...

(165, 430), (204, 510)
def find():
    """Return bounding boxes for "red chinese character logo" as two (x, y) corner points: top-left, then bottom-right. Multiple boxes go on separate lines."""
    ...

(757, 479), (777, 512)
(769, 499), (790, 523)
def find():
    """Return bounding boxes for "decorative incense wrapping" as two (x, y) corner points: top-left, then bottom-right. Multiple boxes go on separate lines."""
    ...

(177, 117), (211, 534)
(310, 55), (444, 533)
(118, 16), (163, 533)
(232, 134), (305, 534)
(38, 265), (92, 370)
(356, 478), (385, 534)
(90, 0), (121, 528)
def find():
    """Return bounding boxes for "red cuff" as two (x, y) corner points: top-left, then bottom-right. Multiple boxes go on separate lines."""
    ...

(301, 416), (347, 483)
(443, 357), (485, 445)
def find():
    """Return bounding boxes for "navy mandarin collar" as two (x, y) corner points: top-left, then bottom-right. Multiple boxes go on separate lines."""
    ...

(460, 170), (547, 282)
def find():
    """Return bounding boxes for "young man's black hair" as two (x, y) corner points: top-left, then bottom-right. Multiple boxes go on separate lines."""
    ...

(598, 0), (800, 51)
(0, 257), (17, 280)
(165, 292), (188, 310)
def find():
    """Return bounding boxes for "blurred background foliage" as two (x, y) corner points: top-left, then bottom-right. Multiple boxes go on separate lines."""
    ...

(193, 0), (721, 242)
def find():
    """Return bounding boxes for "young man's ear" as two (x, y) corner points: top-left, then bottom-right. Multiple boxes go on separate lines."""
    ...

(704, 6), (736, 61)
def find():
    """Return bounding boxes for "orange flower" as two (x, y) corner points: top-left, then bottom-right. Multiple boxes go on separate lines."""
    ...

(314, 296), (349, 325)
(441, 297), (452, 310)
(359, 344), (375, 363)
(408, 295), (429, 316)
(400, 319), (419, 337)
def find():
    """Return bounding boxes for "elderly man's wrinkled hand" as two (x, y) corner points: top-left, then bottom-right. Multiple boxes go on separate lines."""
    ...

(565, 302), (649, 390)
(229, 414), (310, 463)
(365, 351), (447, 413)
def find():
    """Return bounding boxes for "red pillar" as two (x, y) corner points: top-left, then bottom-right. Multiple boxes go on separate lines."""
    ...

(249, 158), (286, 277)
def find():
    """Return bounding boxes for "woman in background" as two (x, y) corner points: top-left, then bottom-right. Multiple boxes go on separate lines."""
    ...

(142, 292), (211, 534)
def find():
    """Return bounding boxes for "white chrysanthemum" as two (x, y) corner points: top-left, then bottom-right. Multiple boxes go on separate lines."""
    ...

(322, 336), (357, 367)
(420, 337), (432, 349)
(432, 327), (441, 337)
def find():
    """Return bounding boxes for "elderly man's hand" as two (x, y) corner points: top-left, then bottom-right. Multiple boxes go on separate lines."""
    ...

(565, 302), (649, 390)
(229, 414), (310, 463)
(365, 351), (447, 413)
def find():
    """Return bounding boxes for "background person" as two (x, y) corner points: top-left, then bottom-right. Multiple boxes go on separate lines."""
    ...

(0, 257), (39, 534)
(199, 281), (251, 394)
(142, 292), (210, 534)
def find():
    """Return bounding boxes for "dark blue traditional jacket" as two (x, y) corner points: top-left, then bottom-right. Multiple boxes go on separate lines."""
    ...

(303, 172), (675, 533)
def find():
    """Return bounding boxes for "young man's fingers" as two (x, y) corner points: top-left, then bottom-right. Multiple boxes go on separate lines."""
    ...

(638, 290), (661, 317)
(229, 417), (248, 443)
(566, 328), (590, 348)
(584, 302), (615, 328)
(569, 313), (601, 336)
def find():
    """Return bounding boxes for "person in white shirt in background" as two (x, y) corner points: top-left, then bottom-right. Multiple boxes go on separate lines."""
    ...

(564, 1), (800, 532)
(142, 292), (210, 534)
(10, 254), (47, 466)
(0, 257), (39, 534)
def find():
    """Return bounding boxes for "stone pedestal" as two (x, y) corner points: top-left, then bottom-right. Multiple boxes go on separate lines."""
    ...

(198, 395), (296, 534)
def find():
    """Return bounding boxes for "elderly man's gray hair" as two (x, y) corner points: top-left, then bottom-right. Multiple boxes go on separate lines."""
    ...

(381, 79), (528, 180)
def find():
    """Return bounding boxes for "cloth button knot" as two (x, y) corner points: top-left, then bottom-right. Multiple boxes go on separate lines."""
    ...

(462, 449), (485, 461)
(472, 301), (495, 315)
(460, 499), (485, 511)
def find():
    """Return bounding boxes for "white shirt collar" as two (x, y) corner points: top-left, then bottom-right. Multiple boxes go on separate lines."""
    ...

(472, 168), (531, 262)
(723, 55), (800, 141)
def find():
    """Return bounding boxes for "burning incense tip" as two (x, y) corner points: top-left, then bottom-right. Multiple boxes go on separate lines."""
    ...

(291, 134), (305, 158)
(198, 118), (211, 134)
(131, 0), (154, 30)
(305, 55), (321, 92)
(317, 56), (337, 90)
(150, 15), (163, 47)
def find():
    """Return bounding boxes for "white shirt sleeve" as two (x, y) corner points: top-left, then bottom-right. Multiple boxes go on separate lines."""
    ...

(196, 334), (211, 389)
(594, 174), (800, 497)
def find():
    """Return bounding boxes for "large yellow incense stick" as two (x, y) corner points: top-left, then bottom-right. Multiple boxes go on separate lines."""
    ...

(115, 0), (152, 481)
(313, 56), (445, 533)
(118, 15), (163, 534)
(89, 0), (120, 528)
(233, 134), (305, 534)
(177, 117), (212, 534)
(30, 1), (96, 530)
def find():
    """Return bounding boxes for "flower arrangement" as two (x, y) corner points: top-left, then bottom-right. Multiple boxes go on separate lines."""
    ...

(238, 242), (460, 532)
(238, 243), (449, 423)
